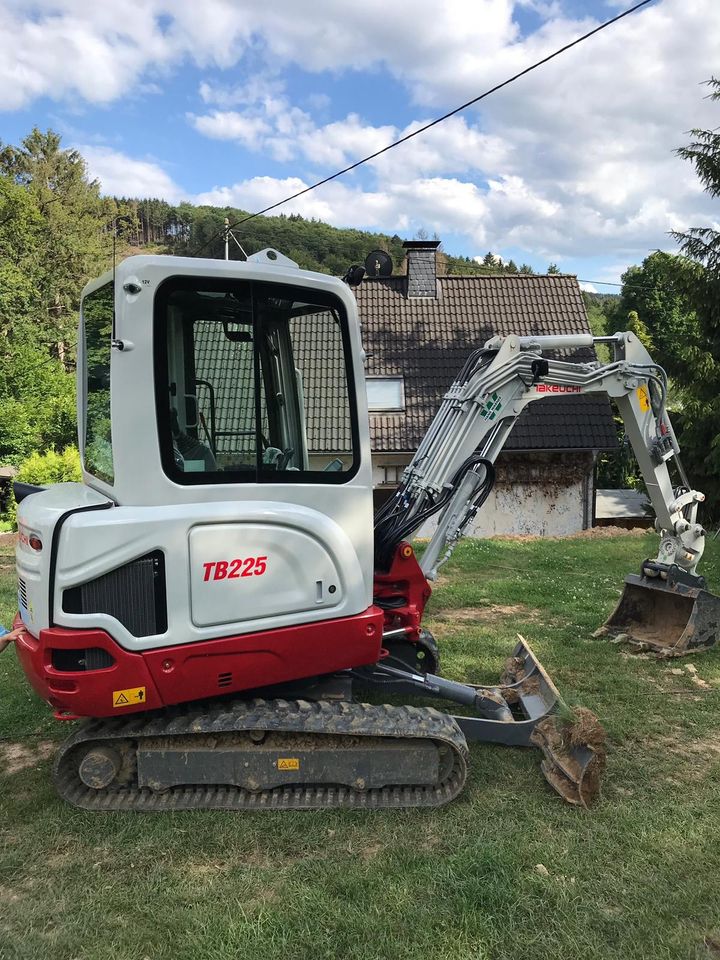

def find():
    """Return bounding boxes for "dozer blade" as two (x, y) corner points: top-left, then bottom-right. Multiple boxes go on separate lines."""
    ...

(529, 710), (606, 809)
(455, 637), (606, 808)
(595, 573), (720, 657)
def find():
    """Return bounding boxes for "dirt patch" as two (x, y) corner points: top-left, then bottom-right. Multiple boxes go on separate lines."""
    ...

(661, 664), (714, 691)
(491, 526), (649, 542)
(358, 841), (386, 862)
(0, 741), (55, 775)
(244, 888), (281, 912)
(431, 604), (541, 624)
(0, 883), (24, 905)
(648, 734), (720, 758)
(566, 707), (607, 752)
(641, 733), (720, 781)
(574, 526), (649, 539)
(684, 664), (712, 689)
(704, 934), (720, 957)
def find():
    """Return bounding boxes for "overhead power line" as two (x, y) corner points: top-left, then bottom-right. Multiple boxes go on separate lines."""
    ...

(198, 0), (655, 254)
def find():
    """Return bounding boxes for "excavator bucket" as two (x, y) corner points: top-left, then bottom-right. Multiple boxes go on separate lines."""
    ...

(595, 573), (720, 657)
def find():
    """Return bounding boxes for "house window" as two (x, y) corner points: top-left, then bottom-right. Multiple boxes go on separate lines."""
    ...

(381, 465), (404, 485)
(367, 377), (405, 412)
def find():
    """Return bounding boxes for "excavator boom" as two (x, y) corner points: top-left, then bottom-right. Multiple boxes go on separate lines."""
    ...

(375, 329), (718, 655)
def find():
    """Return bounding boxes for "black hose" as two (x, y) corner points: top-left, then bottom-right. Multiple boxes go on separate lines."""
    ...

(373, 456), (495, 569)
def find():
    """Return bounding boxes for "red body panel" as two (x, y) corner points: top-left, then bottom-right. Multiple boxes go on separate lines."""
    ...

(12, 608), (383, 719)
(372, 542), (432, 642)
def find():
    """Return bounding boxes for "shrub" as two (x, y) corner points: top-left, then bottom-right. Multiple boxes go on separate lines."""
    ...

(6, 446), (82, 528)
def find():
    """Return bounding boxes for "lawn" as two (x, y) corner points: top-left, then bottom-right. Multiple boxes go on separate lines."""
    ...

(1, 531), (720, 960)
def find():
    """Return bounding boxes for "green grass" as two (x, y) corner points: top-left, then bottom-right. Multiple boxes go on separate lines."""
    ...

(2, 532), (720, 960)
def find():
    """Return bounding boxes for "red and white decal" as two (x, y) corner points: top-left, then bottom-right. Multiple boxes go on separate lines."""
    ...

(534, 384), (582, 394)
(202, 556), (268, 581)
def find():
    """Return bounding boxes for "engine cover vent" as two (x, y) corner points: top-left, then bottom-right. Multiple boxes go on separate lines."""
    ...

(63, 551), (167, 637)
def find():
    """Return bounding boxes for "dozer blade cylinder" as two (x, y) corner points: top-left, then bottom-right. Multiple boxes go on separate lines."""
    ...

(597, 573), (720, 656)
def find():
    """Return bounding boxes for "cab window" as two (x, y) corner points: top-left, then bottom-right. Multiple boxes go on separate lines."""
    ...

(155, 278), (359, 483)
(82, 282), (114, 484)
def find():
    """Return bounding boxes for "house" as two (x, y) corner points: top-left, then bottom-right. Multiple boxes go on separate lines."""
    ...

(355, 240), (618, 537)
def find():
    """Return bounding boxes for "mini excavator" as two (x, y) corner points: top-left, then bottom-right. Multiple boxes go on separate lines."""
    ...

(7, 249), (719, 812)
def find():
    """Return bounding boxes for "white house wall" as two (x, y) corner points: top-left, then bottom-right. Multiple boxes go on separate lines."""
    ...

(418, 477), (585, 538)
(375, 452), (594, 538)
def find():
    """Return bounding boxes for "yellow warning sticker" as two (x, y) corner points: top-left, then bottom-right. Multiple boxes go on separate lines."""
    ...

(637, 385), (651, 412)
(113, 686), (146, 708)
(277, 758), (300, 771)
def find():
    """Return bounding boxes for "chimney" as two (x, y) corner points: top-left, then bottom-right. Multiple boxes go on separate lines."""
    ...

(403, 239), (440, 298)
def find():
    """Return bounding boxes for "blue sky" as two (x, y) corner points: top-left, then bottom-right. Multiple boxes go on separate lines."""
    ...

(2, 0), (719, 286)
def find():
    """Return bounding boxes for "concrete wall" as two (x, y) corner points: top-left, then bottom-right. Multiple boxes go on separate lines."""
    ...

(374, 451), (595, 538)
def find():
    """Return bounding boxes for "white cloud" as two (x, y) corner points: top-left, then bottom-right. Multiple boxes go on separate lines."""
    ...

(195, 176), (398, 227)
(194, 174), (489, 241)
(189, 111), (272, 148)
(183, 0), (720, 268)
(79, 145), (186, 203)
(6, 0), (720, 274)
(198, 76), (284, 108)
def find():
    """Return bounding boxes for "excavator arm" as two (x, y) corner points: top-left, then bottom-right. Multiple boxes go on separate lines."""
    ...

(375, 330), (717, 655)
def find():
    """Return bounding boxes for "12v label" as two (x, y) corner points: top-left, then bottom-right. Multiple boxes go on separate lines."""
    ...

(113, 686), (146, 708)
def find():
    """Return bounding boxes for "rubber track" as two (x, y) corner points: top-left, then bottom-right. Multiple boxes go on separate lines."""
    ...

(53, 698), (469, 811)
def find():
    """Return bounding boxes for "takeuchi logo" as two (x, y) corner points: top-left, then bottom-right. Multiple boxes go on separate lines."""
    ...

(534, 384), (582, 394)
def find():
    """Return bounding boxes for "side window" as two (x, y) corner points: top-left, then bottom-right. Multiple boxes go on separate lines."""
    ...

(82, 282), (114, 484)
(156, 279), (359, 483)
(287, 309), (353, 472)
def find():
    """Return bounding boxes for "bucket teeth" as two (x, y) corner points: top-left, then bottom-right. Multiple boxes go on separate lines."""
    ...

(597, 573), (720, 657)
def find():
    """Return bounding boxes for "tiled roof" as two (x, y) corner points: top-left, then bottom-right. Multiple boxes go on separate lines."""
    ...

(357, 274), (618, 453)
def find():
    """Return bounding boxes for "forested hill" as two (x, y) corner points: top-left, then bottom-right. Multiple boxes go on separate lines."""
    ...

(113, 196), (541, 277)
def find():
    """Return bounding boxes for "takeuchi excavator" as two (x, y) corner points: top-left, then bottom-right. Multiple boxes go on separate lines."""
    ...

(7, 249), (719, 812)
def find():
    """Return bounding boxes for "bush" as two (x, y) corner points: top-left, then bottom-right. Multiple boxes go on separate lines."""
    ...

(15, 446), (82, 486)
(5, 446), (82, 528)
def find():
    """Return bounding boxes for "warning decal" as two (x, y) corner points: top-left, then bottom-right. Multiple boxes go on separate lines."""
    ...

(637, 385), (651, 412)
(277, 758), (300, 771)
(113, 686), (146, 708)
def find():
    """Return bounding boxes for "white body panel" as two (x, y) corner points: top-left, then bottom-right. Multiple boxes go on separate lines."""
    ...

(188, 523), (344, 627)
